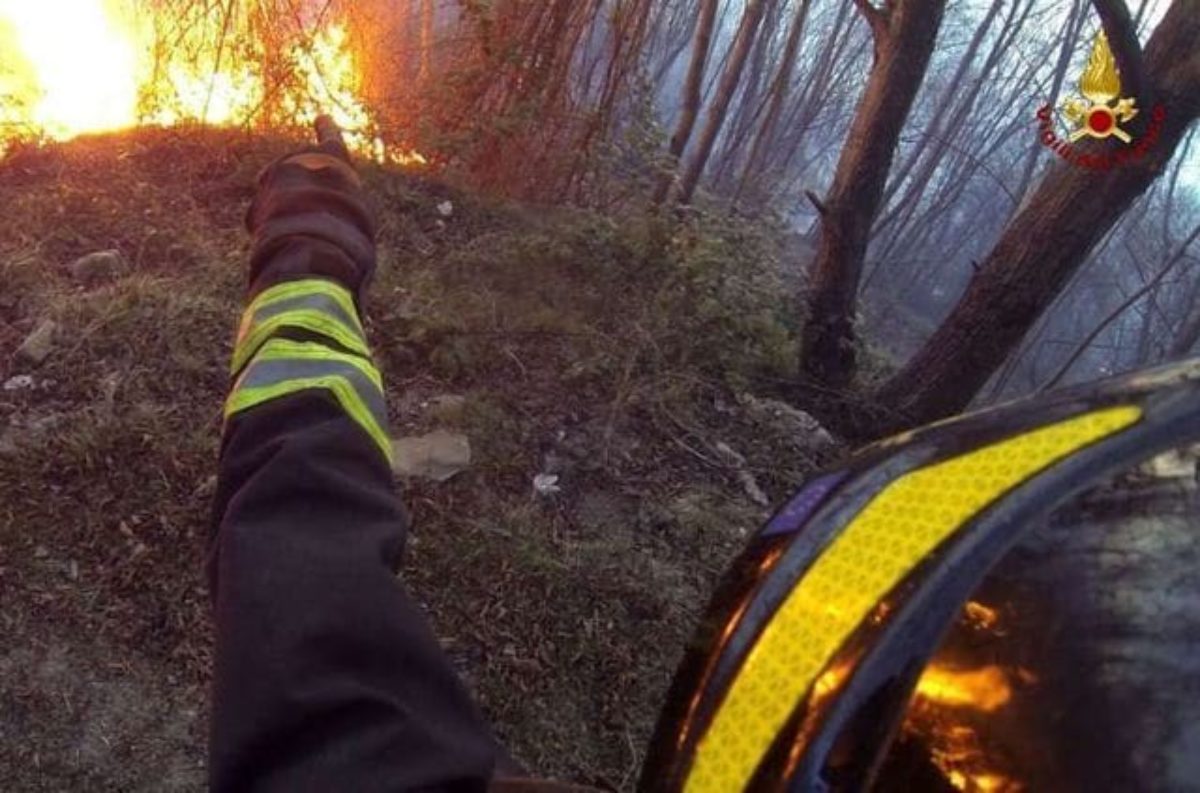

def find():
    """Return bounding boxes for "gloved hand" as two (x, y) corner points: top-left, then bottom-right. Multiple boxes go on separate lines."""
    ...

(245, 135), (377, 305)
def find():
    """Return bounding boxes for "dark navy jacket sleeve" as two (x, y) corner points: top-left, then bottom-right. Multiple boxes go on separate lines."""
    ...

(207, 143), (498, 792)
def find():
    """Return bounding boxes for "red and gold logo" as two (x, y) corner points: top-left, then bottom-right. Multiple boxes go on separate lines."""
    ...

(1036, 29), (1165, 171)
(1061, 31), (1138, 143)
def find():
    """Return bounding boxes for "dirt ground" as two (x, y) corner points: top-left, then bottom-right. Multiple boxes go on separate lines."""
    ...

(0, 128), (832, 790)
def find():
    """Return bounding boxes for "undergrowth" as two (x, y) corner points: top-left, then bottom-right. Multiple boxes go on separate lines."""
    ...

(0, 128), (834, 789)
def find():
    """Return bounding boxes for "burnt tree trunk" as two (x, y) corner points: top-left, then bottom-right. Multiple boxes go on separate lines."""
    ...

(798, 0), (947, 389)
(876, 0), (1200, 427)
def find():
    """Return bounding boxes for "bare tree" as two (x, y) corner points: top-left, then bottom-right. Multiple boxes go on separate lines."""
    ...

(653, 0), (720, 205)
(876, 0), (1200, 426)
(675, 0), (770, 206)
(1044, 221), (1200, 389)
(798, 0), (947, 388)
(733, 0), (813, 206)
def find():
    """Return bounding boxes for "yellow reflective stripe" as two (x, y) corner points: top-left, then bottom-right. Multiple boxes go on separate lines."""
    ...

(233, 308), (370, 375)
(250, 279), (363, 335)
(232, 279), (366, 375)
(226, 339), (392, 464)
(227, 376), (393, 465)
(685, 405), (1142, 792)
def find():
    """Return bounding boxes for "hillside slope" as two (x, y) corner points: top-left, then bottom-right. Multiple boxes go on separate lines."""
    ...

(0, 128), (834, 789)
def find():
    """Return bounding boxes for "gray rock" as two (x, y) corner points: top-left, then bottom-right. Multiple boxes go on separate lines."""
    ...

(3, 375), (35, 391)
(739, 393), (835, 449)
(532, 473), (561, 498)
(426, 394), (468, 423)
(16, 320), (57, 365)
(69, 250), (128, 287)
(1139, 445), (1199, 484)
(392, 431), (471, 482)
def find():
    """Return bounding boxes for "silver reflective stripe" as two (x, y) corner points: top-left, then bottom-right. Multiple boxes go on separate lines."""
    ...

(232, 290), (369, 376)
(252, 292), (362, 338)
(239, 357), (387, 429)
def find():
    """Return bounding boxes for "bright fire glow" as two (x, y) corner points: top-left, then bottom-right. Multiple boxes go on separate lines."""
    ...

(0, 0), (142, 137)
(915, 664), (1013, 713)
(0, 0), (424, 164)
(906, 655), (1023, 790)
(964, 600), (1000, 631)
(901, 600), (1026, 792)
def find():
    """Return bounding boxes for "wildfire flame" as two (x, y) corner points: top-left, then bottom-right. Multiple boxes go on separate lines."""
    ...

(908, 663), (1023, 792)
(963, 601), (1000, 631)
(0, 0), (141, 137)
(915, 664), (1013, 713)
(902, 601), (1027, 793)
(0, 0), (423, 163)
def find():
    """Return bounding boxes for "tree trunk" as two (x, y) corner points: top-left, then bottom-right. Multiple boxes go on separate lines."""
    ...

(710, 0), (783, 193)
(798, 0), (947, 388)
(876, 0), (1200, 426)
(676, 0), (770, 206)
(653, 0), (720, 205)
(877, 0), (1006, 216)
(1012, 0), (1089, 208)
(774, 1), (863, 180)
(734, 0), (813, 206)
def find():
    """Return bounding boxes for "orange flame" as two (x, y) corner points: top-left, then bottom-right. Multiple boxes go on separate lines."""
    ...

(0, 0), (143, 137)
(0, 0), (423, 164)
(964, 601), (1000, 631)
(907, 661), (1024, 791)
(915, 664), (1013, 713)
(902, 599), (1025, 792)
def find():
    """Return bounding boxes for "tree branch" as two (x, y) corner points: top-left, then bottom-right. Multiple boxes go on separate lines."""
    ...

(806, 189), (829, 216)
(1091, 0), (1146, 99)
(851, 0), (887, 40)
(1043, 220), (1200, 390)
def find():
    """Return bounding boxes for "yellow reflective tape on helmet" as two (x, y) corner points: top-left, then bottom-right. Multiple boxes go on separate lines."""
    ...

(226, 338), (392, 464)
(232, 279), (367, 375)
(684, 405), (1142, 792)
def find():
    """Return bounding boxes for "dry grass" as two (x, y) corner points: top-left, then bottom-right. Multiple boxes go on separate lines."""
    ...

(0, 127), (834, 790)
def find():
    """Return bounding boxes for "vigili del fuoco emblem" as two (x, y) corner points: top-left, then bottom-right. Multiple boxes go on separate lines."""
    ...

(1061, 31), (1138, 143)
(1036, 27), (1165, 170)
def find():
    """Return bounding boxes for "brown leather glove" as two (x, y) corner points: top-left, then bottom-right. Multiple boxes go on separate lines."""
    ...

(245, 137), (377, 305)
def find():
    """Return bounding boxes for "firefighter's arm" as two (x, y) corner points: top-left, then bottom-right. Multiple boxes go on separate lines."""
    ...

(207, 138), (496, 791)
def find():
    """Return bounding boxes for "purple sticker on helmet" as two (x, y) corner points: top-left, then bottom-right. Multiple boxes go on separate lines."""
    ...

(760, 472), (846, 537)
